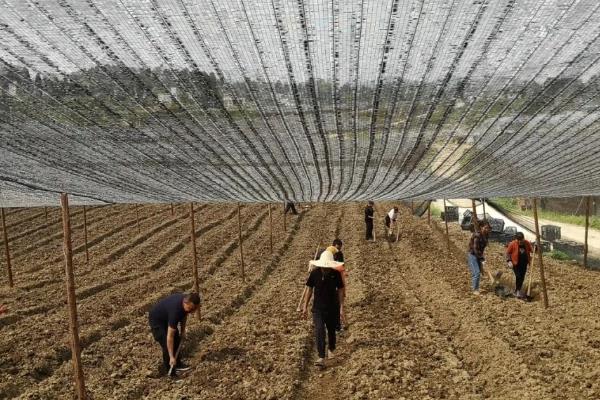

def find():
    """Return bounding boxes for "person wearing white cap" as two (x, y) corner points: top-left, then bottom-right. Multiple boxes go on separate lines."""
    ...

(301, 249), (345, 367)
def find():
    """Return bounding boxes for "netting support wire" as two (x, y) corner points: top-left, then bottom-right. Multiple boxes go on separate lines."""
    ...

(532, 198), (549, 309)
(83, 206), (89, 264)
(1, 208), (13, 287)
(443, 199), (450, 249)
(584, 196), (591, 270)
(60, 193), (86, 400)
(268, 203), (273, 256)
(471, 200), (480, 232)
(189, 203), (201, 320)
(237, 203), (245, 282)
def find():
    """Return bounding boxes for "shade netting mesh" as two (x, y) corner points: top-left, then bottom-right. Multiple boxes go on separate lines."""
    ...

(1, 0), (600, 206)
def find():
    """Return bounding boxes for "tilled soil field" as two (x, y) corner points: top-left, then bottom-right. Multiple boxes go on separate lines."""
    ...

(0, 202), (599, 399)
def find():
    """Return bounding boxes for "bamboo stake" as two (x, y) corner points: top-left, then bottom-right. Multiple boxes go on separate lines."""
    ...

(268, 203), (273, 255)
(527, 248), (537, 297)
(372, 211), (377, 241)
(283, 202), (287, 233)
(238, 203), (245, 281)
(396, 218), (400, 242)
(83, 206), (89, 264)
(471, 199), (480, 231)
(170, 203), (174, 216)
(443, 199), (450, 248)
(584, 196), (591, 269)
(1, 208), (13, 287)
(427, 202), (431, 226)
(533, 198), (549, 308)
(60, 194), (86, 400)
(44, 206), (48, 222)
(135, 205), (140, 233)
(189, 203), (200, 319)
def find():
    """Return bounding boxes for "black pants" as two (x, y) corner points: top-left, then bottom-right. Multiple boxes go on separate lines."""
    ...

(365, 219), (373, 240)
(150, 322), (181, 369)
(284, 202), (298, 215)
(385, 215), (391, 228)
(513, 262), (528, 291)
(312, 309), (337, 358)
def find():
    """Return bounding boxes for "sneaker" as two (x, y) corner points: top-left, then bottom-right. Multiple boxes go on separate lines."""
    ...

(314, 358), (325, 367)
(327, 350), (335, 359)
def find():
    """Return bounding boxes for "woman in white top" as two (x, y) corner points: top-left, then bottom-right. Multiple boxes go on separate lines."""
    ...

(385, 207), (398, 235)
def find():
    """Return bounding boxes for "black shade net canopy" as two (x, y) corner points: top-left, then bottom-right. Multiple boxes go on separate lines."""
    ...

(1, 0), (600, 207)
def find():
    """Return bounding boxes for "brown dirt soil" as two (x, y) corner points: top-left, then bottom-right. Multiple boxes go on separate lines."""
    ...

(0, 202), (599, 399)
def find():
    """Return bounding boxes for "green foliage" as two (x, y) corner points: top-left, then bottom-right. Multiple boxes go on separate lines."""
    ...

(550, 250), (571, 261)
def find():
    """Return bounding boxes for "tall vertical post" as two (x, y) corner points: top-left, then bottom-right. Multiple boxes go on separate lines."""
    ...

(83, 206), (89, 264)
(170, 203), (174, 216)
(237, 203), (245, 281)
(471, 199), (480, 231)
(44, 206), (48, 222)
(268, 203), (273, 255)
(135, 205), (140, 233)
(283, 202), (287, 233)
(533, 198), (549, 308)
(1, 208), (13, 287)
(584, 196), (591, 269)
(481, 199), (487, 220)
(427, 201), (431, 226)
(189, 203), (201, 319)
(60, 194), (86, 400)
(443, 199), (450, 248)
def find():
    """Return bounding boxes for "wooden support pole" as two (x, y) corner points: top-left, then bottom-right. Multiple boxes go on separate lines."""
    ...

(427, 201), (431, 226)
(283, 202), (287, 233)
(268, 203), (273, 255)
(170, 203), (174, 216)
(237, 203), (245, 281)
(83, 206), (89, 264)
(533, 198), (549, 308)
(471, 199), (480, 231)
(60, 194), (86, 400)
(584, 196), (591, 269)
(189, 203), (201, 319)
(443, 199), (450, 247)
(1, 208), (13, 287)
(135, 205), (140, 233)
(44, 206), (48, 222)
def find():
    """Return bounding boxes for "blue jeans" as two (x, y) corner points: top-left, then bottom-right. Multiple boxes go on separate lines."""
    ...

(467, 253), (481, 291)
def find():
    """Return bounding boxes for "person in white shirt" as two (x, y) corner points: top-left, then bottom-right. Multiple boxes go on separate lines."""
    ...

(385, 207), (398, 236)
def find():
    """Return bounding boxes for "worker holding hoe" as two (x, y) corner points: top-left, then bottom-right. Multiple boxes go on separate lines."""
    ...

(505, 232), (533, 299)
(364, 201), (375, 241)
(301, 248), (345, 368)
(385, 206), (398, 236)
(148, 292), (201, 377)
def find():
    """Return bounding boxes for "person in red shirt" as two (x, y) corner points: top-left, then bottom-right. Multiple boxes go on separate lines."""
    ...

(505, 232), (533, 299)
(0, 304), (6, 315)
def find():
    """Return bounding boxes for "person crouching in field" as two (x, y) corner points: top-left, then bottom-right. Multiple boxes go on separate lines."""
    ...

(148, 292), (200, 376)
(385, 207), (398, 236)
(301, 249), (345, 367)
(506, 232), (533, 299)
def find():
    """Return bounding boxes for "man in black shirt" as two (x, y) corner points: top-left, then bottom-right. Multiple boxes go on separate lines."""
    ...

(301, 250), (344, 367)
(148, 292), (201, 376)
(364, 201), (375, 240)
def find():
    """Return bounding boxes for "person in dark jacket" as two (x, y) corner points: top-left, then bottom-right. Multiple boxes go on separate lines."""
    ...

(284, 200), (298, 215)
(364, 201), (375, 240)
(301, 250), (345, 368)
(148, 292), (200, 376)
(506, 232), (533, 298)
(467, 221), (491, 295)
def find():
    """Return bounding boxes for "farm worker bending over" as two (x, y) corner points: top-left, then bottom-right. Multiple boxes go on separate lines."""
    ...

(302, 249), (345, 368)
(467, 221), (491, 295)
(364, 201), (375, 241)
(284, 200), (298, 215)
(148, 292), (200, 376)
(506, 232), (533, 299)
(385, 207), (398, 236)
